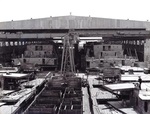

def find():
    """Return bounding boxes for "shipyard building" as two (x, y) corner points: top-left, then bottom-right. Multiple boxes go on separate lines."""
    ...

(0, 15), (150, 114)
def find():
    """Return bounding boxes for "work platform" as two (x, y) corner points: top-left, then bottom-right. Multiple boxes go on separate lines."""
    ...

(76, 73), (121, 114)
(104, 83), (135, 91)
(87, 75), (121, 114)
(80, 72), (144, 114)
(0, 72), (51, 114)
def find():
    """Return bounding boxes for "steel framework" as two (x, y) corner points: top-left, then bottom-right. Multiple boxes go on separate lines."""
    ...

(60, 32), (78, 77)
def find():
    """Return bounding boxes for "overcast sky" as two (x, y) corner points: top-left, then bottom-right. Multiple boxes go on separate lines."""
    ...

(0, 0), (150, 22)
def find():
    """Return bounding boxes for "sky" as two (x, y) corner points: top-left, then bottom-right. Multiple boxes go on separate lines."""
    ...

(0, 0), (150, 22)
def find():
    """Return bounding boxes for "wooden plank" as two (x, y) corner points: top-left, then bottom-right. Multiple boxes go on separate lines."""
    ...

(82, 87), (91, 114)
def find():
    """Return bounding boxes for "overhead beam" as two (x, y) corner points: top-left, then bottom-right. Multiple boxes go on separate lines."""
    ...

(0, 28), (146, 33)
(0, 28), (149, 40)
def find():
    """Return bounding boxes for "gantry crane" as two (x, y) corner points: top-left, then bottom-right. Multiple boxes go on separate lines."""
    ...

(60, 31), (78, 77)
(57, 31), (79, 114)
